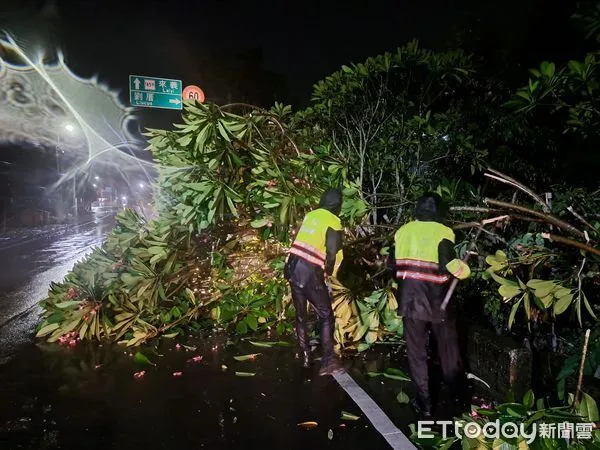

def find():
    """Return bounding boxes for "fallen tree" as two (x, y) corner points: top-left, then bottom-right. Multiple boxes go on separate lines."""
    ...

(35, 102), (370, 348)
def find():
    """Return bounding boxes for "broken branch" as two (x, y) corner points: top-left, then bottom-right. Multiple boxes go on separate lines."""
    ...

(485, 198), (586, 239)
(450, 206), (500, 214)
(486, 168), (550, 212)
(541, 233), (600, 258)
(441, 215), (511, 311)
(567, 206), (599, 236)
(575, 329), (591, 407)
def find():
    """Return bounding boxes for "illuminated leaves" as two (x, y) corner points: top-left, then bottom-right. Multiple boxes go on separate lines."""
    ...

(233, 353), (261, 362)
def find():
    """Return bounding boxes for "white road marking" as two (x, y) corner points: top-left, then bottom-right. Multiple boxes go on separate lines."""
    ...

(333, 371), (417, 449)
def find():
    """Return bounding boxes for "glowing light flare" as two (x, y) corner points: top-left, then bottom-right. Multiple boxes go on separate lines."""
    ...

(0, 35), (154, 195)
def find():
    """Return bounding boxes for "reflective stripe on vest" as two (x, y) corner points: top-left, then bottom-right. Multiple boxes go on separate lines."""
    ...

(395, 259), (439, 270)
(394, 221), (455, 284)
(396, 270), (450, 284)
(290, 241), (326, 268)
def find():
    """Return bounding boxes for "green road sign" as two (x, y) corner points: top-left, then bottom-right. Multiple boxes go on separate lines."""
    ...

(129, 75), (182, 110)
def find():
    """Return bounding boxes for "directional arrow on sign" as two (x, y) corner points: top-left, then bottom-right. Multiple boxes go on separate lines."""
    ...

(169, 98), (181, 105)
(133, 78), (141, 90)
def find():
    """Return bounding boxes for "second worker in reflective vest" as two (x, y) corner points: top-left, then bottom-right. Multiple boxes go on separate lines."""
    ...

(388, 193), (471, 417)
(284, 189), (345, 376)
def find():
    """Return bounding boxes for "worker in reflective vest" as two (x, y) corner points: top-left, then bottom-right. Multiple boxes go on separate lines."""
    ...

(284, 189), (344, 376)
(388, 193), (471, 417)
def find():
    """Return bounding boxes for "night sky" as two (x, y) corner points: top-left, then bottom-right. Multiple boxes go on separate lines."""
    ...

(0, 0), (587, 129)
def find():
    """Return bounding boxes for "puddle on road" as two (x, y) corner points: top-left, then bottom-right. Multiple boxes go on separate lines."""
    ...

(0, 332), (392, 449)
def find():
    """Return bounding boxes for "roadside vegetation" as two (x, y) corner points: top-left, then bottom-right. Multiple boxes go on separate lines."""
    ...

(36, 3), (600, 448)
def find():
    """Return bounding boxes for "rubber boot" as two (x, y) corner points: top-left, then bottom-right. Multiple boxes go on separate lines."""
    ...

(410, 396), (432, 417)
(318, 358), (345, 376)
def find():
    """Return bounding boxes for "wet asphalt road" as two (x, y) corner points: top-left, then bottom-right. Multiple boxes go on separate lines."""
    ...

(0, 210), (472, 449)
(0, 211), (115, 363)
(0, 210), (410, 449)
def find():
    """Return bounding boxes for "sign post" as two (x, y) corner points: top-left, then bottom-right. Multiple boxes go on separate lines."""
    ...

(129, 75), (182, 110)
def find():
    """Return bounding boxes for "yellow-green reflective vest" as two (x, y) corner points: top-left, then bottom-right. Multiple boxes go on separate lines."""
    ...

(394, 221), (469, 283)
(290, 208), (344, 276)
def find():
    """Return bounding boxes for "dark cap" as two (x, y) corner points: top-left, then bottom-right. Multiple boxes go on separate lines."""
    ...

(319, 188), (343, 216)
(415, 192), (448, 222)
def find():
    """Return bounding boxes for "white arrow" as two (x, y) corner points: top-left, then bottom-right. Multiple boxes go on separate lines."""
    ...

(169, 98), (181, 105)
(133, 78), (140, 90)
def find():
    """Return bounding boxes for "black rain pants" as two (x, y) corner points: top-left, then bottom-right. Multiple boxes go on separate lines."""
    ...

(290, 282), (335, 365)
(404, 317), (466, 403)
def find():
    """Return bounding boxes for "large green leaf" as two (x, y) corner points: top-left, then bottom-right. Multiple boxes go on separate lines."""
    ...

(279, 197), (291, 224)
(250, 218), (269, 228)
(226, 195), (238, 217)
(538, 294), (554, 309)
(523, 390), (535, 409)
(508, 298), (522, 330)
(553, 293), (573, 315)
(383, 372), (411, 381)
(534, 283), (558, 298)
(523, 292), (531, 321)
(365, 330), (378, 344)
(499, 284), (522, 301)
(134, 352), (155, 366)
(61, 316), (82, 333)
(147, 246), (166, 255)
(233, 353), (262, 361)
(248, 340), (290, 348)
(385, 367), (411, 381)
(579, 392), (600, 422)
(527, 280), (556, 299)
(489, 271), (518, 287)
(554, 287), (572, 298)
(36, 323), (60, 337)
(217, 120), (232, 142)
(582, 292), (597, 320)
(54, 300), (81, 309)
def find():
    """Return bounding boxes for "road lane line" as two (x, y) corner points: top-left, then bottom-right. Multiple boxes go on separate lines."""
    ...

(333, 371), (417, 450)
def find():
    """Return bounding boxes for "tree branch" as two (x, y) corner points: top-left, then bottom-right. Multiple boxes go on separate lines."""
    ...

(567, 206), (599, 236)
(541, 233), (600, 258)
(450, 206), (498, 214)
(484, 198), (586, 239)
(485, 168), (550, 212)
(221, 103), (300, 156)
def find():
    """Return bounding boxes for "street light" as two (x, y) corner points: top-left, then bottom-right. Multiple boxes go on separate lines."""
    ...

(139, 182), (145, 189)
(95, 176), (100, 181)
(65, 123), (75, 133)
